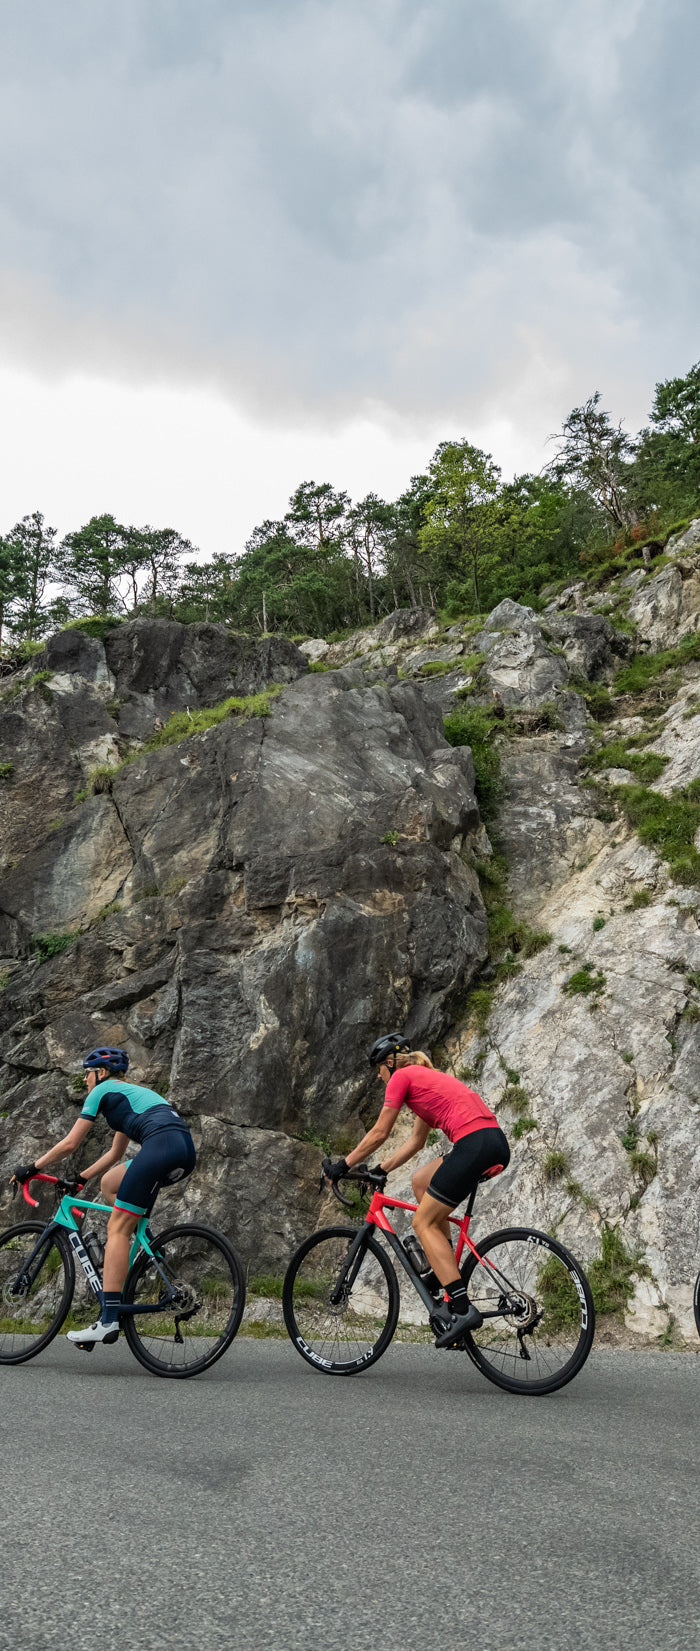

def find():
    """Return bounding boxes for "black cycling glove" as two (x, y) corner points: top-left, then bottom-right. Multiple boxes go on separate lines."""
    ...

(11, 1163), (37, 1184)
(324, 1157), (349, 1182)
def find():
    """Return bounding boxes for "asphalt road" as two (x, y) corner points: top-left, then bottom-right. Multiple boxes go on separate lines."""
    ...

(1, 1336), (699, 1651)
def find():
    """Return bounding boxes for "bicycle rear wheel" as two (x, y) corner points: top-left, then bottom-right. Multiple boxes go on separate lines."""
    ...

(0, 1222), (75, 1364)
(283, 1224), (400, 1375)
(693, 1270), (700, 1338)
(122, 1224), (245, 1378)
(460, 1226), (595, 1395)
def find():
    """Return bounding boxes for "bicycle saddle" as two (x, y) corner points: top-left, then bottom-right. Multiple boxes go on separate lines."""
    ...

(478, 1163), (505, 1182)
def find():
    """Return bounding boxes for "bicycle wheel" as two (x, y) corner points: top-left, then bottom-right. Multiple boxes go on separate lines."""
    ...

(122, 1223), (245, 1378)
(0, 1221), (75, 1364)
(283, 1224), (400, 1375)
(693, 1270), (700, 1338)
(460, 1226), (595, 1395)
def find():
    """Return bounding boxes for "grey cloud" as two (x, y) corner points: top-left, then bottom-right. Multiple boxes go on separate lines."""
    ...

(0, 0), (698, 429)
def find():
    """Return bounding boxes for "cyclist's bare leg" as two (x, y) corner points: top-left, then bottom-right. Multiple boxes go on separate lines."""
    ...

(413, 1190), (460, 1287)
(103, 1206), (139, 1292)
(411, 1160), (453, 1253)
(100, 1161), (128, 1207)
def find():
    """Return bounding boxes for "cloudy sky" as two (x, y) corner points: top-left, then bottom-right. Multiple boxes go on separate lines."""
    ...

(1, 0), (698, 554)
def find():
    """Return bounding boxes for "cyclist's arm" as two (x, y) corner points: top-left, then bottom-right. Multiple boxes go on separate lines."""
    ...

(380, 1116), (431, 1174)
(345, 1105), (404, 1169)
(34, 1115), (94, 1170)
(80, 1131), (130, 1183)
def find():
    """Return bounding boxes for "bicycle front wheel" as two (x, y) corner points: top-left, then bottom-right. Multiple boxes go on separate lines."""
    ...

(460, 1226), (595, 1395)
(0, 1221), (75, 1364)
(122, 1224), (245, 1378)
(693, 1270), (700, 1338)
(283, 1225), (400, 1375)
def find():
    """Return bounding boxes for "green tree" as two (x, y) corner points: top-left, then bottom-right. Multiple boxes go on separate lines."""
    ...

(383, 475), (434, 609)
(0, 535), (27, 647)
(548, 393), (637, 532)
(127, 526), (195, 615)
(60, 514), (129, 614)
(2, 512), (60, 642)
(632, 362), (700, 519)
(347, 494), (393, 623)
(421, 441), (501, 609)
(176, 556), (236, 623)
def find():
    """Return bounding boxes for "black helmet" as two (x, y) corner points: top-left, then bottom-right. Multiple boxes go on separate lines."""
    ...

(82, 1047), (129, 1076)
(368, 1033), (411, 1069)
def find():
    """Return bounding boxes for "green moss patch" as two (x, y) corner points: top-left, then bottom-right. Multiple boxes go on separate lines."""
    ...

(63, 616), (125, 640)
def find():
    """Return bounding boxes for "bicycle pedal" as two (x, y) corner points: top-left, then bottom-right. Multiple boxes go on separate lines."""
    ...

(74, 1341), (96, 1353)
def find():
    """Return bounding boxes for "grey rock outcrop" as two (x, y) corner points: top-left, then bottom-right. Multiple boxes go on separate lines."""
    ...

(474, 599), (568, 707)
(0, 624), (487, 1264)
(627, 559), (700, 650)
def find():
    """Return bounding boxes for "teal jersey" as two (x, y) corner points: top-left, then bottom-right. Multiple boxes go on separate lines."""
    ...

(81, 1079), (187, 1143)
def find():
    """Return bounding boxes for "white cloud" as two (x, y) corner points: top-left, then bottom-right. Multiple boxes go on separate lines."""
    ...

(0, 0), (697, 542)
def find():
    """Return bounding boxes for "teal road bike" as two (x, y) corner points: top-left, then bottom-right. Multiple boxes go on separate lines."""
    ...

(0, 1172), (245, 1377)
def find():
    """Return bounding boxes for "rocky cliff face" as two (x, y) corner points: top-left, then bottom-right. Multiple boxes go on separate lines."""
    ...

(0, 619), (485, 1264)
(5, 528), (700, 1337)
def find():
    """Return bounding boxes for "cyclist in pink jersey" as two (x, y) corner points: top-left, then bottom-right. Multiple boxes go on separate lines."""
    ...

(323, 1033), (510, 1345)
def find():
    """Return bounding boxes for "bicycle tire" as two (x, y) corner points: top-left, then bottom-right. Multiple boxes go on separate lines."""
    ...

(122, 1223), (245, 1378)
(460, 1225), (595, 1396)
(0, 1221), (75, 1364)
(693, 1270), (700, 1338)
(283, 1224), (400, 1375)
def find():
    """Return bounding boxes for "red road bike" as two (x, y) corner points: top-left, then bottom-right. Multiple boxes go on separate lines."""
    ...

(283, 1162), (595, 1395)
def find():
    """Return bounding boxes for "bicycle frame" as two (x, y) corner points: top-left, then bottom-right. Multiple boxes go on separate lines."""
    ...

(17, 1174), (175, 1316)
(334, 1177), (507, 1320)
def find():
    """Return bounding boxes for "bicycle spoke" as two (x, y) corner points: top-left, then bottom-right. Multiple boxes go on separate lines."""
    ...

(284, 1227), (399, 1374)
(123, 1225), (244, 1377)
(0, 1224), (73, 1362)
(463, 1229), (593, 1394)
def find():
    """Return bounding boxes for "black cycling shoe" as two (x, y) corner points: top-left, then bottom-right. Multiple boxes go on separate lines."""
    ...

(434, 1304), (484, 1347)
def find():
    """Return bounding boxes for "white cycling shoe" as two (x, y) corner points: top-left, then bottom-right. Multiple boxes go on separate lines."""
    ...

(66, 1318), (120, 1349)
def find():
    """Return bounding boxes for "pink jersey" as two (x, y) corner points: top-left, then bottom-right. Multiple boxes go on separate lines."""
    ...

(383, 1065), (499, 1144)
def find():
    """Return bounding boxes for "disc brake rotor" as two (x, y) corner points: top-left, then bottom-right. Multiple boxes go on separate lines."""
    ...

(502, 1290), (539, 1331)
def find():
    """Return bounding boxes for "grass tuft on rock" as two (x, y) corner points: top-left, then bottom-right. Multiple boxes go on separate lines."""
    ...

(614, 631), (700, 697)
(563, 963), (606, 996)
(612, 779), (700, 885)
(587, 1225), (650, 1320)
(443, 706), (503, 818)
(587, 737), (669, 784)
(542, 1150), (569, 1182)
(34, 932), (76, 963)
(512, 1115), (538, 1139)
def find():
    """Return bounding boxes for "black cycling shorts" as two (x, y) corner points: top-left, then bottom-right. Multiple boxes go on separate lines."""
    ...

(114, 1127), (196, 1217)
(427, 1127), (510, 1208)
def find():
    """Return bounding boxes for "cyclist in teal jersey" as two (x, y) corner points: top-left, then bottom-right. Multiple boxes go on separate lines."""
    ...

(11, 1046), (195, 1347)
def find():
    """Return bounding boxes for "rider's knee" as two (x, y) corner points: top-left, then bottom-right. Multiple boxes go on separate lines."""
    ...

(107, 1205), (135, 1237)
(412, 1206), (427, 1239)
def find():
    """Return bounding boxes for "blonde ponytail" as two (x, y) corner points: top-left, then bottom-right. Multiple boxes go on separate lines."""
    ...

(394, 1050), (434, 1069)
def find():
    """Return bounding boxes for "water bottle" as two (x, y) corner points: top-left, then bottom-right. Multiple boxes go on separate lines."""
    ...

(403, 1233), (431, 1274)
(83, 1231), (105, 1271)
